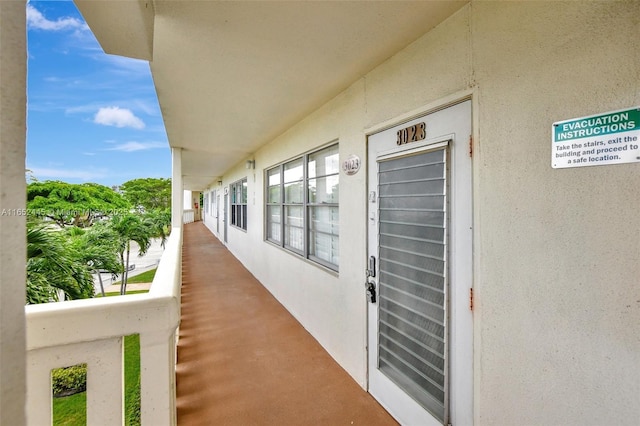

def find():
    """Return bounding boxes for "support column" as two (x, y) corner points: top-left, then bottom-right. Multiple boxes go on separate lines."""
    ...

(0, 1), (27, 424)
(171, 147), (183, 228)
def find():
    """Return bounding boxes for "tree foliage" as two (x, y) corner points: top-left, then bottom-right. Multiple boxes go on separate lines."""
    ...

(120, 178), (171, 211)
(110, 213), (153, 295)
(71, 222), (121, 297)
(109, 209), (172, 294)
(26, 179), (172, 302)
(26, 223), (96, 304)
(27, 181), (129, 228)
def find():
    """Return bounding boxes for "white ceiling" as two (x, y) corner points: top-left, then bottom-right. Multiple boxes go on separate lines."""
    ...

(76, 0), (468, 190)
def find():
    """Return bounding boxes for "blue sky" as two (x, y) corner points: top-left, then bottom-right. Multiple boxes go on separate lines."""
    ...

(27, 0), (171, 187)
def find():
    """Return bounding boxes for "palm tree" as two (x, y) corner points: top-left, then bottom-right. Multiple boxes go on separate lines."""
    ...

(110, 213), (153, 295)
(144, 208), (172, 247)
(71, 223), (121, 297)
(26, 223), (95, 304)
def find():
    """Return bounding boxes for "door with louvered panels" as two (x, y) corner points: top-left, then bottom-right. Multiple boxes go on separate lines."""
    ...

(367, 100), (473, 426)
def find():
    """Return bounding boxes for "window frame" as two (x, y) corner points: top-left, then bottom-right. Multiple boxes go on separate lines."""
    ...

(265, 142), (339, 271)
(230, 178), (248, 231)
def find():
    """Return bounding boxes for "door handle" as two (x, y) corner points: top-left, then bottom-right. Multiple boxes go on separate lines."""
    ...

(367, 255), (376, 278)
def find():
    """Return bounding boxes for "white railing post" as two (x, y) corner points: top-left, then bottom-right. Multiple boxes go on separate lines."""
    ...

(183, 209), (194, 224)
(140, 331), (177, 425)
(172, 147), (183, 229)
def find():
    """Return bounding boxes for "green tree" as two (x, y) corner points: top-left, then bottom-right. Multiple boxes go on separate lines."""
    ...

(71, 223), (121, 297)
(120, 178), (171, 211)
(26, 223), (95, 304)
(144, 208), (172, 247)
(110, 213), (153, 295)
(27, 181), (129, 228)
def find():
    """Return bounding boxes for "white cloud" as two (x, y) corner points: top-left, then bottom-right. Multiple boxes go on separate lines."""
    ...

(29, 166), (106, 181)
(106, 141), (166, 152)
(94, 107), (145, 129)
(83, 152), (96, 156)
(27, 5), (88, 32)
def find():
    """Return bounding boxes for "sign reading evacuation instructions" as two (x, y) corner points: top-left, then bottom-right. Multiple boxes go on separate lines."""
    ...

(552, 107), (640, 169)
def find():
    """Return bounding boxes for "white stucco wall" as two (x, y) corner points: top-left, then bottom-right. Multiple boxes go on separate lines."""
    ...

(203, 2), (639, 424)
(0, 1), (27, 424)
(471, 2), (639, 424)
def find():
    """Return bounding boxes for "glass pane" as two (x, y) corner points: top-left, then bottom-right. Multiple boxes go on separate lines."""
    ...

(242, 180), (248, 203)
(284, 205), (304, 251)
(284, 158), (303, 183)
(309, 206), (339, 235)
(267, 205), (281, 242)
(309, 232), (339, 267)
(268, 185), (281, 204)
(242, 205), (247, 230)
(309, 206), (339, 267)
(284, 181), (303, 204)
(267, 168), (281, 203)
(308, 175), (339, 204)
(308, 144), (339, 178)
(267, 168), (281, 187)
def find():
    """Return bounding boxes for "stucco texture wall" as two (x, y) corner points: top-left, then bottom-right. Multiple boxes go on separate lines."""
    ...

(471, 2), (639, 424)
(211, 1), (639, 424)
(0, 1), (27, 424)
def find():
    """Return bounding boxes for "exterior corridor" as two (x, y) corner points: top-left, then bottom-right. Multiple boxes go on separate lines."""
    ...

(176, 222), (397, 425)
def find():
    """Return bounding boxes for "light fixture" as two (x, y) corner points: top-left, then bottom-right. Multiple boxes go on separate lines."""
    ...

(245, 160), (255, 169)
(218, 180), (222, 186)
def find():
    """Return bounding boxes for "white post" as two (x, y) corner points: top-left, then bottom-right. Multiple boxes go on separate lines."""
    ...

(0, 1), (27, 424)
(171, 148), (183, 229)
(139, 330), (177, 426)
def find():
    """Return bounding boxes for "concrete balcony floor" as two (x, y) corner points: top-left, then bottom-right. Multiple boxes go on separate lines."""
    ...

(177, 222), (397, 425)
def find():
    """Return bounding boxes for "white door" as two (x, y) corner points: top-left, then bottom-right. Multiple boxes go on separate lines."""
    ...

(367, 101), (473, 425)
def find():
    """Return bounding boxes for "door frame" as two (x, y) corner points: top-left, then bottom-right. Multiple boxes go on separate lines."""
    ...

(216, 193), (220, 234)
(364, 91), (477, 425)
(224, 187), (229, 244)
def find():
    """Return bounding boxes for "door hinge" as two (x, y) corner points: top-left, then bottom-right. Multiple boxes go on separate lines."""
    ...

(469, 287), (474, 311)
(469, 135), (473, 158)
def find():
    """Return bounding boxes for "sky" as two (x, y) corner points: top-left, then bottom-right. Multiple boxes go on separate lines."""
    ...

(26, 0), (171, 187)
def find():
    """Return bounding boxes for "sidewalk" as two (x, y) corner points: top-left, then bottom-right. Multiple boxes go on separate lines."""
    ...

(102, 282), (152, 293)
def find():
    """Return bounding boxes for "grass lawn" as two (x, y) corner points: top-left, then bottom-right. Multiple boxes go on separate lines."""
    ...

(52, 289), (147, 426)
(52, 392), (85, 426)
(96, 290), (149, 298)
(112, 267), (157, 286)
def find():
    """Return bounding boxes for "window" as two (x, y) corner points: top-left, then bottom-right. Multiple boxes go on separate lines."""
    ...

(230, 178), (247, 230)
(266, 144), (339, 270)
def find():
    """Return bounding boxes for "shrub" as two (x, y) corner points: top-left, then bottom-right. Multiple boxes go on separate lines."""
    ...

(52, 364), (87, 398)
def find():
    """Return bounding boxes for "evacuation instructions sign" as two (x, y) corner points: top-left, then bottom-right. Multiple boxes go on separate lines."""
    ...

(552, 107), (640, 168)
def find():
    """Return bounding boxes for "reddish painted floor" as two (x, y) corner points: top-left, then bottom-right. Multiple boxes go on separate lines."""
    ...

(176, 222), (397, 425)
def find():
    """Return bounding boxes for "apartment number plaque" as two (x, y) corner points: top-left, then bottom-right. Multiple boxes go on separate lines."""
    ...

(342, 155), (361, 175)
(397, 122), (426, 145)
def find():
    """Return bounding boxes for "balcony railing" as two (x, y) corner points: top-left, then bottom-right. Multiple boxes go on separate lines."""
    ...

(183, 209), (194, 224)
(25, 226), (182, 426)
